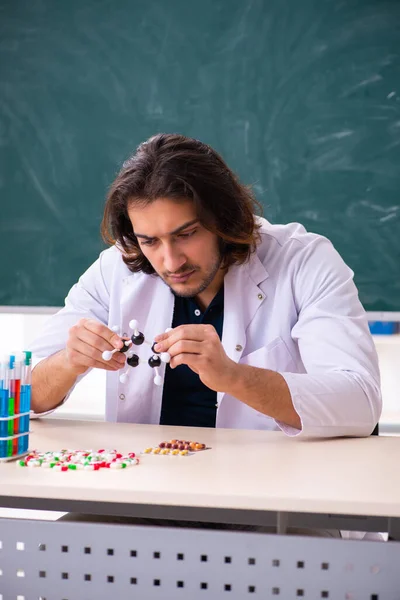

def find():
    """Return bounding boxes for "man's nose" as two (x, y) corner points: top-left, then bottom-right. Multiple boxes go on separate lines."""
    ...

(163, 245), (186, 273)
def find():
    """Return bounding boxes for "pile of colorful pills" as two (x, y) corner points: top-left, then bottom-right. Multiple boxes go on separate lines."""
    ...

(143, 439), (207, 456)
(17, 449), (139, 470)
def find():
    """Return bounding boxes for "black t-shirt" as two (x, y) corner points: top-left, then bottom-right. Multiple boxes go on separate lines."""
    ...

(160, 286), (224, 428)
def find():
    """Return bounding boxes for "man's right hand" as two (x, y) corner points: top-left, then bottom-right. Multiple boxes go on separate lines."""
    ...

(65, 318), (127, 375)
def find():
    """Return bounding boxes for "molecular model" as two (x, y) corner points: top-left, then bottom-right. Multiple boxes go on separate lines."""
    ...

(102, 320), (171, 386)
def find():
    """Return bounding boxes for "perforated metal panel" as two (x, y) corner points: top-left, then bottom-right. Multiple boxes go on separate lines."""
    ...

(1, 517), (400, 599)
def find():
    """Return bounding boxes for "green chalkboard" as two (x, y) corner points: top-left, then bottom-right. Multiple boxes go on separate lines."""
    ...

(1, 0), (399, 310)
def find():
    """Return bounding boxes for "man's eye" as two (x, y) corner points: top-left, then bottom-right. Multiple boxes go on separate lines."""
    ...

(178, 230), (196, 239)
(141, 239), (156, 247)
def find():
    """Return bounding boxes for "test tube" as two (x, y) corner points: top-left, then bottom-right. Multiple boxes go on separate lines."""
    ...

(12, 354), (22, 455)
(0, 358), (7, 458)
(0, 353), (31, 459)
(22, 351), (32, 453)
(7, 355), (15, 457)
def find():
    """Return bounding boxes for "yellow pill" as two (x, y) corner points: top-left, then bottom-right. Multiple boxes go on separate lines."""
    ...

(144, 447), (153, 454)
(153, 448), (161, 454)
(179, 450), (189, 456)
(161, 449), (169, 455)
(171, 449), (179, 455)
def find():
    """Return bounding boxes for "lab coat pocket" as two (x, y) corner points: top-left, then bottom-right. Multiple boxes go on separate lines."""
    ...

(240, 337), (296, 372)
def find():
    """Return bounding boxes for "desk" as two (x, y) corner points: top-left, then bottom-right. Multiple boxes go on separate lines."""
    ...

(1, 419), (400, 598)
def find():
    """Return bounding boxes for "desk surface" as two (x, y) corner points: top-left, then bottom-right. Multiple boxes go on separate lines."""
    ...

(1, 419), (400, 519)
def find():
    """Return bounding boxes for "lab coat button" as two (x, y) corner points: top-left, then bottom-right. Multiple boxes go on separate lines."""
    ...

(235, 344), (243, 352)
(257, 293), (263, 300)
(119, 393), (125, 401)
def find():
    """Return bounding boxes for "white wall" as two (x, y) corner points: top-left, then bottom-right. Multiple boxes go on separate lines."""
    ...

(1, 311), (399, 429)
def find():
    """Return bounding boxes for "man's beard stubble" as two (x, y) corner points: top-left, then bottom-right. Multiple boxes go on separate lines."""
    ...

(163, 253), (223, 299)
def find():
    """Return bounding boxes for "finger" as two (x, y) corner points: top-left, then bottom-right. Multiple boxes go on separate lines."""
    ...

(78, 318), (123, 349)
(154, 325), (202, 344)
(70, 338), (125, 368)
(167, 340), (203, 358)
(67, 349), (122, 371)
(154, 327), (176, 343)
(153, 332), (169, 343)
(155, 324), (215, 352)
(75, 327), (122, 354)
(170, 353), (201, 373)
(111, 354), (126, 368)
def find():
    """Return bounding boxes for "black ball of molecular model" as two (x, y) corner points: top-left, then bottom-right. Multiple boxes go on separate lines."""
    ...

(102, 320), (171, 386)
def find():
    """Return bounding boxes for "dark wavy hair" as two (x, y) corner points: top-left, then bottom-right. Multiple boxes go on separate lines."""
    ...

(101, 133), (262, 274)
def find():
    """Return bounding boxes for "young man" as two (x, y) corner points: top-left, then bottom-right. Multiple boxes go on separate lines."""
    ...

(31, 133), (381, 437)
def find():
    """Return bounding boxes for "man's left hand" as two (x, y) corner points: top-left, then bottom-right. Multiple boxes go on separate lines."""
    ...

(154, 325), (236, 392)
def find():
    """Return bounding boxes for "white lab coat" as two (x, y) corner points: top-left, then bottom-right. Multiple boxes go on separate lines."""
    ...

(31, 218), (381, 437)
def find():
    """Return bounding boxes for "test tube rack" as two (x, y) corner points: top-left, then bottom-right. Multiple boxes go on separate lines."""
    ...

(0, 352), (32, 461)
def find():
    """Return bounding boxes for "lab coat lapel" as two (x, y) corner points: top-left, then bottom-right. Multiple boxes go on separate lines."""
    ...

(218, 253), (269, 410)
(222, 252), (269, 362)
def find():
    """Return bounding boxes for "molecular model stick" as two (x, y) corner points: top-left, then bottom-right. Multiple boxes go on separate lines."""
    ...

(102, 320), (171, 386)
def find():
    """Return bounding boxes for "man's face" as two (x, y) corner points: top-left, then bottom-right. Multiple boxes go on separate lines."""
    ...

(128, 198), (223, 299)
